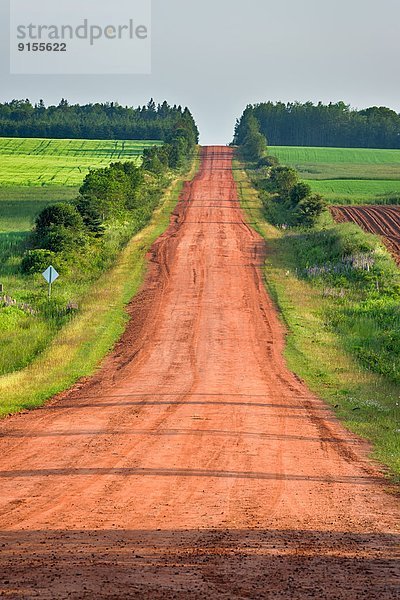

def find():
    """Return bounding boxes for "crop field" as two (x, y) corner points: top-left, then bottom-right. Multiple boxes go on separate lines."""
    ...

(309, 179), (400, 202)
(271, 146), (400, 204)
(0, 137), (157, 376)
(331, 204), (400, 264)
(0, 187), (77, 232)
(0, 137), (160, 187)
(0, 137), (160, 232)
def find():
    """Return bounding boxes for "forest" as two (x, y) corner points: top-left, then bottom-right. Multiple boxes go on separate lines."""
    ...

(21, 101), (199, 273)
(0, 98), (198, 141)
(234, 101), (400, 148)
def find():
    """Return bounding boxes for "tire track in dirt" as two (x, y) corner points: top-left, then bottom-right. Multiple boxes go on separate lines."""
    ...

(0, 147), (399, 599)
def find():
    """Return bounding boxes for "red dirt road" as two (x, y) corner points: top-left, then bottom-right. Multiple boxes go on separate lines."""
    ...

(0, 147), (399, 599)
(331, 205), (400, 264)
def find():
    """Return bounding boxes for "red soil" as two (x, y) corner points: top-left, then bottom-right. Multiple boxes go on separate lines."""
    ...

(331, 205), (400, 264)
(0, 147), (399, 599)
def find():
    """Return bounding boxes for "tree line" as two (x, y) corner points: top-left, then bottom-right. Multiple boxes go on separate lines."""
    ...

(236, 115), (325, 227)
(0, 98), (199, 141)
(234, 101), (400, 148)
(22, 111), (198, 275)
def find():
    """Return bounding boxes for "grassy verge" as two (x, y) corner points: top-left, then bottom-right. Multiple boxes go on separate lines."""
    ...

(0, 155), (198, 417)
(234, 160), (400, 481)
(0, 187), (167, 377)
(0, 188), (82, 376)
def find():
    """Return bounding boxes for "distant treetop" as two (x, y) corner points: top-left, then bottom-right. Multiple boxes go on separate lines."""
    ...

(234, 101), (400, 149)
(0, 98), (199, 142)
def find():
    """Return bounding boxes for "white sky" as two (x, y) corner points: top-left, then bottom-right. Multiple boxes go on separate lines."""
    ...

(1, 0), (400, 144)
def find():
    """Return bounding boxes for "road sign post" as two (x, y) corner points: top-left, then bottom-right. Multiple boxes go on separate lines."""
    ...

(42, 265), (59, 299)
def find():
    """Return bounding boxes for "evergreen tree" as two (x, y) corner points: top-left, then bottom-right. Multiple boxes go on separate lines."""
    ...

(234, 101), (400, 149)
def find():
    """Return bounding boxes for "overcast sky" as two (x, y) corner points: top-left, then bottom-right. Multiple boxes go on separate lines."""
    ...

(1, 0), (399, 144)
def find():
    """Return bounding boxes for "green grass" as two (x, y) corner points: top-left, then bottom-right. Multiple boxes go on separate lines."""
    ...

(0, 188), (81, 375)
(0, 156), (198, 417)
(0, 137), (161, 187)
(0, 192), (172, 380)
(0, 187), (78, 232)
(0, 137), (165, 381)
(0, 138), (160, 253)
(271, 146), (400, 204)
(309, 179), (400, 204)
(235, 161), (400, 481)
(271, 146), (400, 166)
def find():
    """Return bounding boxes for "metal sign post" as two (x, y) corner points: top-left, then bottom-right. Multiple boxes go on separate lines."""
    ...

(42, 265), (59, 299)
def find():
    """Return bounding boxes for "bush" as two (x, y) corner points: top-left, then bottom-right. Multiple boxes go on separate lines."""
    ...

(79, 162), (144, 215)
(269, 166), (299, 198)
(41, 225), (85, 253)
(142, 146), (169, 173)
(286, 223), (385, 272)
(290, 182), (312, 206)
(257, 155), (279, 168)
(167, 137), (188, 168)
(21, 249), (58, 274)
(241, 131), (267, 162)
(261, 193), (294, 227)
(35, 203), (84, 237)
(295, 194), (326, 227)
(0, 306), (28, 332)
(75, 195), (105, 236)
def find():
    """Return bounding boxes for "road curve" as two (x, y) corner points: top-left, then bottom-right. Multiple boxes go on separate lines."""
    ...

(0, 147), (399, 599)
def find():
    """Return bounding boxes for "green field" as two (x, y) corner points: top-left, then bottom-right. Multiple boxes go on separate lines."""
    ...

(0, 168), (197, 416)
(271, 146), (400, 204)
(0, 137), (160, 377)
(0, 187), (78, 232)
(0, 138), (161, 233)
(0, 137), (160, 187)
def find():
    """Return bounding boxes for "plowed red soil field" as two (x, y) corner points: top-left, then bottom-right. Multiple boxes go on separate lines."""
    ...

(0, 147), (399, 599)
(331, 205), (400, 264)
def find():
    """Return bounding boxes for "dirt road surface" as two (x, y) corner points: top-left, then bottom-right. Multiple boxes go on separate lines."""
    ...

(0, 147), (399, 599)
(331, 205), (400, 264)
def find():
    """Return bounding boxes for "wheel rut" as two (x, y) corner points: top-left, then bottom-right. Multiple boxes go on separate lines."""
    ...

(0, 147), (399, 599)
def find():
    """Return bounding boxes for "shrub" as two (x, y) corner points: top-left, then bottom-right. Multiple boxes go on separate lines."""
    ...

(41, 225), (84, 253)
(21, 249), (58, 274)
(295, 194), (326, 227)
(290, 182), (312, 206)
(241, 131), (267, 162)
(75, 195), (105, 236)
(257, 155), (279, 168)
(0, 306), (28, 332)
(79, 162), (144, 215)
(35, 203), (84, 237)
(167, 137), (188, 168)
(269, 166), (299, 198)
(142, 146), (168, 173)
